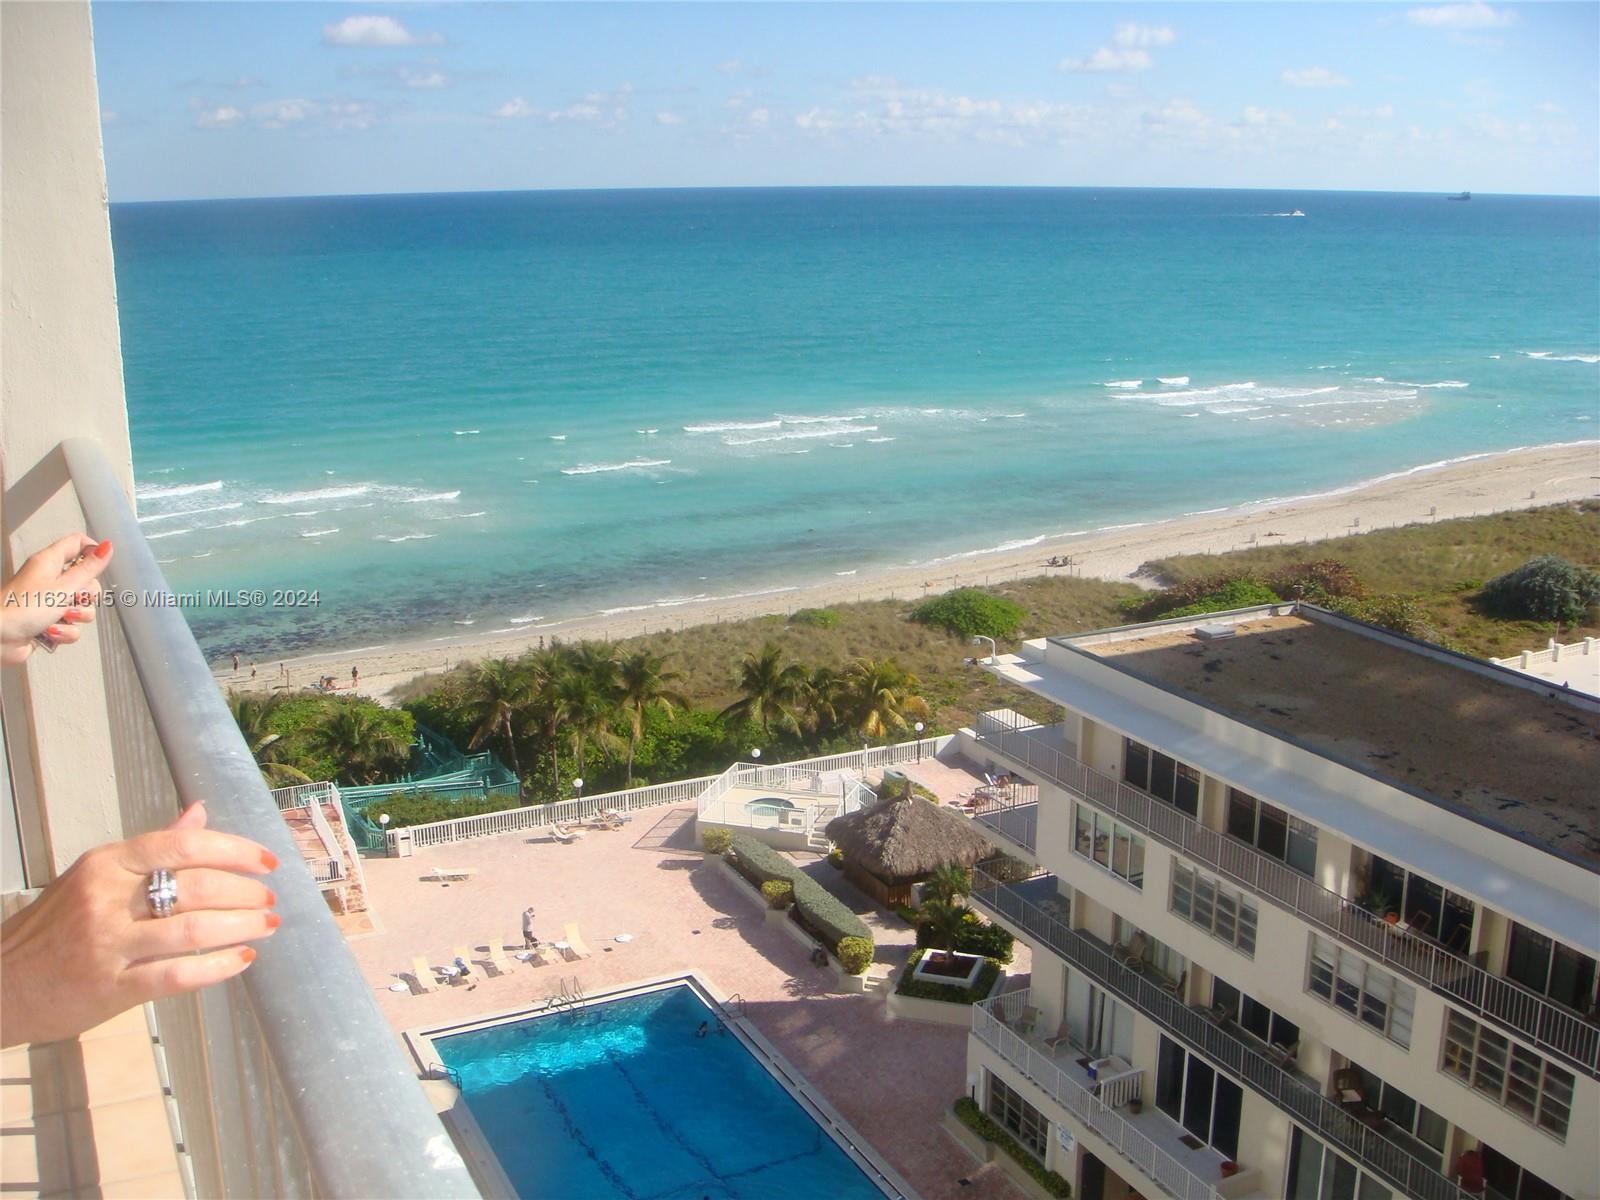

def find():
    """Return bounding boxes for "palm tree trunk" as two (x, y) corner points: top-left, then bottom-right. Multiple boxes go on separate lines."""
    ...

(500, 713), (521, 779)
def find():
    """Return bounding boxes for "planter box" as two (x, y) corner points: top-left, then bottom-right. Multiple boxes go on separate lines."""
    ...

(702, 849), (723, 864)
(941, 1109), (995, 1164)
(831, 967), (867, 993)
(885, 958), (1007, 1025)
(715, 856), (861, 989)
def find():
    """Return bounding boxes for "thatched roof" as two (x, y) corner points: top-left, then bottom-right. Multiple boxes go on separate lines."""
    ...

(825, 795), (993, 882)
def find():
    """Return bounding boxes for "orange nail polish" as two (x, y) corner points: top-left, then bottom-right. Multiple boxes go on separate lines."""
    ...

(93, 540), (112, 559)
(239, 947), (257, 965)
(264, 912), (282, 930)
(265, 889), (278, 908)
(259, 850), (279, 871)
(46, 625), (63, 638)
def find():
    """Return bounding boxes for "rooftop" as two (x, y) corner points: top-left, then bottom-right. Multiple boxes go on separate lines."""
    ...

(1069, 610), (1600, 866)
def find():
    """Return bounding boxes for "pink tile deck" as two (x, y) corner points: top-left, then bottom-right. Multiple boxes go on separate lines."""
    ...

(348, 805), (1023, 1200)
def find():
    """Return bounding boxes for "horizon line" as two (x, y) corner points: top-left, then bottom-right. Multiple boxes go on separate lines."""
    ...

(110, 182), (1600, 206)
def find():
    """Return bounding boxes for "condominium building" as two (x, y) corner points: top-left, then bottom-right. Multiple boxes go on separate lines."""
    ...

(959, 604), (1599, 1200)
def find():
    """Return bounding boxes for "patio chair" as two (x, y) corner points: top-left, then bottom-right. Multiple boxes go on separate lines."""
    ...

(410, 956), (440, 994)
(550, 823), (585, 844)
(486, 937), (516, 977)
(1332, 1066), (1369, 1114)
(426, 865), (476, 883)
(1113, 931), (1149, 973)
(1008, 1005), (1040, 1036)
(563, 921), (593, 960)
(1264, 1040), (1300, 1070)
(1042, 1022), (1075, 1051)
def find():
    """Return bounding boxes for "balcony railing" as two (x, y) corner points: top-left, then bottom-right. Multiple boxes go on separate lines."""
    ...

(974, 989), (1221, 1200)
(61, 438), (478, 1198)
(973, 867), (1477, 1200)
(973, 718), (1600, 1079)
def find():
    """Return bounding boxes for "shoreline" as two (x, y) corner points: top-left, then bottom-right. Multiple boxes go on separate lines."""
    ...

(229, 441), (1599, 703)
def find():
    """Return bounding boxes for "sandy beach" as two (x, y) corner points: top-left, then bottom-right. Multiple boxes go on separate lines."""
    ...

(228, 442), (1598, 704)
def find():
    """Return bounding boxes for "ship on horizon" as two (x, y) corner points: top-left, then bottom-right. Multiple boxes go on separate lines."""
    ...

(1448, 191), (1473, 201)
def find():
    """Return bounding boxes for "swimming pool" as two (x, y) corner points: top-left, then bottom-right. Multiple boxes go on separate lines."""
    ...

(745, 796), (800, 818)
(433, 982), (893, 1199)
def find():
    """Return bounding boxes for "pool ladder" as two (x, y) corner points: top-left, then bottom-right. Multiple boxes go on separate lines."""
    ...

(547, 975), (590, 1019)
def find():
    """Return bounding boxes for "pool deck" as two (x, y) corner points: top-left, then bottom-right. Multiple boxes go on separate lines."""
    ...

(348, 804), (1025, 1200)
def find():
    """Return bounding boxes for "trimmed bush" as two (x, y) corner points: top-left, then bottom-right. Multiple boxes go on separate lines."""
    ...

(953, 1098), (1071, 1197)
(826, 847), (844, 870)
(916, 913), (1015, 964)
(760, 879), (794, 909)
(361, 791), (522, 830)
(700, 826), (734, 855)
(911, 588), (1027, 640)
(727, 832), (794, 884)
(836, 936), (874, 975)
(896, 948), (1002, 1003)
(1480, 555), (1600, 624)
(792, 873), (871, 951)
(788, 607), (841, 628)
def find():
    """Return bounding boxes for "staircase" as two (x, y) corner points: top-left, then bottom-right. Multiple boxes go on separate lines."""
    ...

(280, 800), (368, 915)
(805, 829), (832, 853)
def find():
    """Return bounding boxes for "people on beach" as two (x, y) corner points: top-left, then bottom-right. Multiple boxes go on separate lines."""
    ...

(522, 906), (537, 948)
(452, 956), (471, 981)
(232, 652), (240, 672)
(351, 665), (359, 687)
(250, 661), (257, 678)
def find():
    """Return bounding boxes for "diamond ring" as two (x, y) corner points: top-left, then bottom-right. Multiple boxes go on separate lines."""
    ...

(146, 868), (178, 919)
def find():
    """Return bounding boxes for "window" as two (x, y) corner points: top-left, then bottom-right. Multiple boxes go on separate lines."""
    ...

(1156, 1036), (1243, 1159)
(1307, 934), (1415, 1048)
(1227, 788), (1317, 876)
(1441, 1011), (1573, 1140)
(1172, 862), (1259, 956)
(1115, 918), (1184, 984)
(1481, 1144), (1577, 1200)
(1286, 1128), (1394, 1200)
(1073, 803), (1145, 887)
(1211, 978), (1300, 1051)
(1066, 967), (1135, 1058)
(1344, 1062), (1448, 1170)
(1365, 855), (1475, 951)
(986, 1072), (1049, 1160)
(1124, 738), (1199, 817)
(1505, 923), (1599, 1014)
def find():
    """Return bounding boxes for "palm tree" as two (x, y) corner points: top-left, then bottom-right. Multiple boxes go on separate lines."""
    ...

(306, 705), (412, 786)
(924, 863), (972, 908)
(840, 656), (931, 739)
(227, 691), (312, 787)
(616, 651), (688, 784)
(550, 667), (620, 780)
(803, 664), (845, 736)
(917, 898), (973, 965)
(460, 657), (535, 779)
(720, 642), (808, 738)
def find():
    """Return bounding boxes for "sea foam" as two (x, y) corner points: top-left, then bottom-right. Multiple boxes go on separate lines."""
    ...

(262, 485), (370, 505)
(137, 480), (223, 501)
(560, 459), (672, 476)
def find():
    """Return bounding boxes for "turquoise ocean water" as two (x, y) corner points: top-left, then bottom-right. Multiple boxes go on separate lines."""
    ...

(110, 188), (1599, 661)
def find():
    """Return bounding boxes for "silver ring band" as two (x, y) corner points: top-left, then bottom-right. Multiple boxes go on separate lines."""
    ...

(146, 868), (178, 919)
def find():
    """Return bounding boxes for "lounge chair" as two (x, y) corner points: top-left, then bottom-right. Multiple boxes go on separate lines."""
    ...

(410, 955), (440, 994)
(426, 865), (476, 883)
(550, 823), (585, 844)
(562, 921), (593, 960)
(486, 937), (516, 977)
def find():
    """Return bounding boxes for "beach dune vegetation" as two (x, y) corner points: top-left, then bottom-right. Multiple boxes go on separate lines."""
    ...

(228, 691), (413, 787)
(911, 587), (1027, 640)
(1479, 554), (1600, 625)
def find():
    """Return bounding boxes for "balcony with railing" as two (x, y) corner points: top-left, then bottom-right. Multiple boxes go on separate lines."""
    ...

(3, 439), (480, 1197)
(972, 865), (1483, 1200)
(975, 988), (1236, 1200)
(972, 715), (1600, 1079)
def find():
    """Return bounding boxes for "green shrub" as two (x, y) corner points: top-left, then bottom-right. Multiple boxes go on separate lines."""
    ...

(1329, 592), (1438, 641)
(895, 948), (1002, 1003)
(894, 904), (919, 923)
(911, 588), (1028, 640)
(788, 607), (841, 628)
(727, 832), (793, 883)
(952, 1098), (1071, 1197)
(1160, 578), (1281, 619)
(701, 827), (734, 855)
(360, 790), (523, 829)
(827, 847), (844, 870)
(836, 936), (874, 975)
(1480, 555), (1600, 624)
(760, 879), (794, 909)
(1124, 570), (1251, 620)
(1268, 559), (1366, 602)
(915, 913), (1015, 964)
(792, 873), (871, 950)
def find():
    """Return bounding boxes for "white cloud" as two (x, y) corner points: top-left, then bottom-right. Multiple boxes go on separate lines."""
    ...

(1239, 106), (1292, 127)
(195, 105), (244, 129)
(654, 111), (685, 126)
(725, 89), (752, 109)
(1534, 101), (1565, 115)
(746, 106), (771, 128)
(1341, 103), (1396, 120)
(1405, 3), (1513, 29)
(1061, 47), (1153, 73)
(401, 69), (449, 90)
(716, 59), (744, 75)
(548, 85), (633, 128)
(321, 15), (444, 48)
(494, 97), (533, 119)
(1115, 24), (1176, 48)
(1281, 66), (1350, 89)
(796, 79), (1091, 147)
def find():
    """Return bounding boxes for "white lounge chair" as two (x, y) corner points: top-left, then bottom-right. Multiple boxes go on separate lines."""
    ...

(562, 922), (593, 960)
(426, 865), (476, 882)
(550, 823), (585, 844)
(486, 937), (516, 977)
(410, 956), (440, 993)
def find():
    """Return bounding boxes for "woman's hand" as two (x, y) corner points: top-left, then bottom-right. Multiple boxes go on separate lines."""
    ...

(0, 534), (114, 664)
(0, 803), (280, 1048)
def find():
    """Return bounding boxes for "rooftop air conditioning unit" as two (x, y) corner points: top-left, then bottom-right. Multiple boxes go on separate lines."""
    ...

(1194, 623), (1236, 642)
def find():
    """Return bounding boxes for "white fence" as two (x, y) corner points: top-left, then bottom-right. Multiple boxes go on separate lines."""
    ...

(1493, 637), (1597, 670)
(391, 734), (952, 852)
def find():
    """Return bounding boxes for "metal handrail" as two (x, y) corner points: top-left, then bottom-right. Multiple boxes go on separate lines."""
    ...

(973, 988), (1219, 1200)
(62, 438), (477, 1198)
(973, 718), (1600, 1078)
(974, 869), (1476, 1200)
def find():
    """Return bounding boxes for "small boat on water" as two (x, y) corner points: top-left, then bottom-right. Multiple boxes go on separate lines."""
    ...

(1289, 209), (1306, 217)
(1448, 191), (1472, 201)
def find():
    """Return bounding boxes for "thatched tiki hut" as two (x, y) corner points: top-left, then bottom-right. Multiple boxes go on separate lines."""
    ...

(825, 793), (994, 908)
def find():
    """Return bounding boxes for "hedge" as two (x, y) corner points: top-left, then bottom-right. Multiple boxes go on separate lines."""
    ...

(911, 588), (1027, 640)
(915, 913), (1015, 964)
(953, 1098), (1072, 1197)
(728, 833), (871, 952)
(700, 826), (734, 855)
(896, 948), (1001, 1004)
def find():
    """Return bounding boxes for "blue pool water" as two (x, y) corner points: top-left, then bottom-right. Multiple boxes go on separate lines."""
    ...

(433, 984), (886, 1199)
(746, 797), (799, 818)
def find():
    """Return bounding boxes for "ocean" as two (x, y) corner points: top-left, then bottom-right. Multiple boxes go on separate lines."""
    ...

(110, 187), (1599, 661)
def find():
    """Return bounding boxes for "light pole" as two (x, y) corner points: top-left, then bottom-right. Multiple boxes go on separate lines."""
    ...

(971, 635), (998, 665)
(914, 721), (925, 762)
(572, 777), (584, 809)
(378, 812), (391, 852)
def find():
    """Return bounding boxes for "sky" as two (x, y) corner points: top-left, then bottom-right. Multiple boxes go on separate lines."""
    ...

(92, 2), (1600, 201)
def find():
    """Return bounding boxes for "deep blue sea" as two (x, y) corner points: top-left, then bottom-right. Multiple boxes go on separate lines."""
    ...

(110, 188), (1600, 660)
